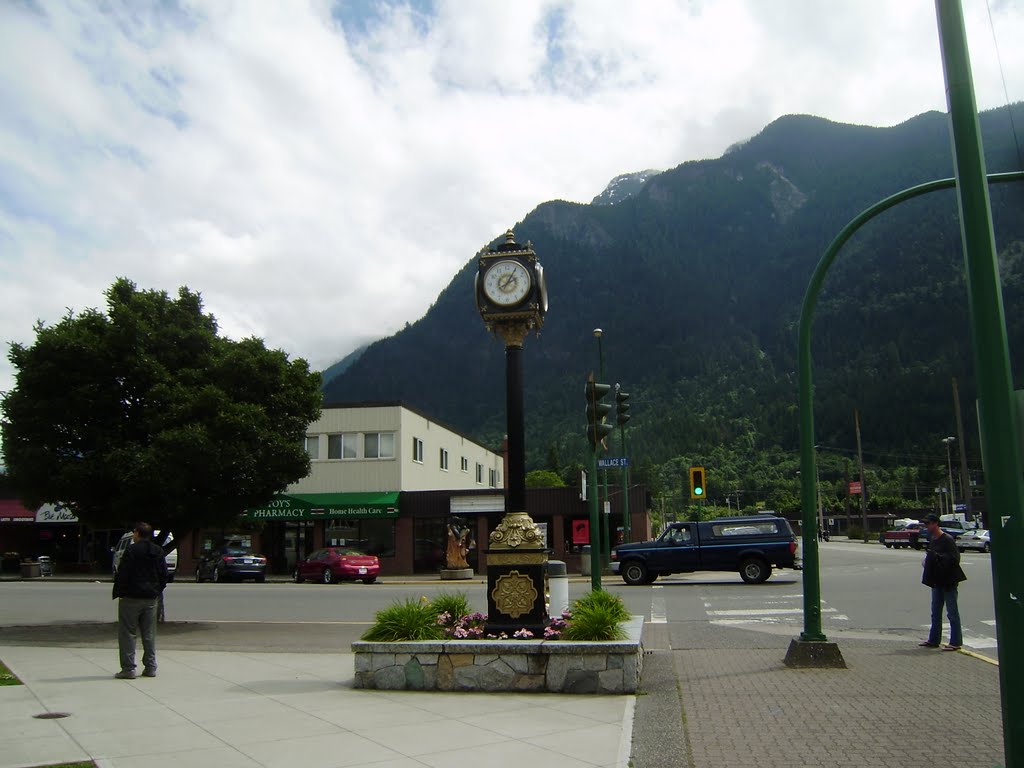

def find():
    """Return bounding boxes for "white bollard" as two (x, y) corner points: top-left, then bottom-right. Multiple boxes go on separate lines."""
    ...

(547, 560), (569, 617)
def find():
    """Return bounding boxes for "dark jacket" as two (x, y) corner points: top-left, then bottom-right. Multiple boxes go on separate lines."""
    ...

(921, 532), (967, 589)
(113, 539), (168, 599)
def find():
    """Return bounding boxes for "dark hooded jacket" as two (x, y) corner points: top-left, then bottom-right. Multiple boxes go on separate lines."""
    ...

(112, 539), (168, 599)
(921, 532), (967, 589)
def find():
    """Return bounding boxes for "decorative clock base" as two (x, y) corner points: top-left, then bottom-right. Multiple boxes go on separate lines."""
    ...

(485, 549), (548, 637)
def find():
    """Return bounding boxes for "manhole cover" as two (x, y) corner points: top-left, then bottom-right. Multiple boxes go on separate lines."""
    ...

(33, 712), (71, 719)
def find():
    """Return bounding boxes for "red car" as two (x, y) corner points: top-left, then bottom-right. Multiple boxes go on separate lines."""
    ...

(293, 547), (379, 584)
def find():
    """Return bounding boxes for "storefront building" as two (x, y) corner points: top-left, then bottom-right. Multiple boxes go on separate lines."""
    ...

(178, 401), (651, 577)
(178, 401), (510, 577)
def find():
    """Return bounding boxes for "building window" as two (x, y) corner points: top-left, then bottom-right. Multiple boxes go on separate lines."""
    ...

(412, 437), (424, 463)
(304, 435), (319, 460)
(461, 456), (469, 472)
(440, 448), (449, 471)
(489, 468), (497, 487)
(364, 432), (395, 459)
(325, 518), (395, 558)
(476, 463), (483, 484)
(327, 433), (358, 460)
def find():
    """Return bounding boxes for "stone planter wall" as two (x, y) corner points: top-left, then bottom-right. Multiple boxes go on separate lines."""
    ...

(352, 616), (643, 694)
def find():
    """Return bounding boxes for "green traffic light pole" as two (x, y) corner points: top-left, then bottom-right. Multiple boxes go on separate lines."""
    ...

(588, 446), (603, 592)
(797, 3), (1024, 754)
(585, 374), (610, 591)
(620, 423), (631, 543)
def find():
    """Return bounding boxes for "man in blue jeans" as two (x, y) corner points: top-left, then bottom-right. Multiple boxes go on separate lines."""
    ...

(112, 522), (168, 679)
(918, 513), (967, 651)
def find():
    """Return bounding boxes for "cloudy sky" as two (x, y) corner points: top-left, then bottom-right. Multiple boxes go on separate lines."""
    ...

(2, 0), (1023, 397)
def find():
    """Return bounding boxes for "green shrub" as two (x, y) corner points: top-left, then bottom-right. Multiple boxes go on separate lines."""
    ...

(361, 598), (444, 642)
(563, 603), (627, 641)
(571, 590), (630, 622)
(429, 591), (472, 620)
(846, 525), (863, 540)
(562, 590), (628, 641)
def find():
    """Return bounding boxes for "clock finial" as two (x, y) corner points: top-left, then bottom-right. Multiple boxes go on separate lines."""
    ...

(505, 229), (516, 244)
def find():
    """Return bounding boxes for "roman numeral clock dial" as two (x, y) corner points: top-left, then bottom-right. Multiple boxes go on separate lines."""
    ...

(482, 260), (532, 306)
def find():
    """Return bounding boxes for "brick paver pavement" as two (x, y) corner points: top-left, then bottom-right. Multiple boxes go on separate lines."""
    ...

(670, 637), (1003, 768)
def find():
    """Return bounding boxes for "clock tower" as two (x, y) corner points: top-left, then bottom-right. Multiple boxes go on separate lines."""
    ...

(475, 230), (550, 635)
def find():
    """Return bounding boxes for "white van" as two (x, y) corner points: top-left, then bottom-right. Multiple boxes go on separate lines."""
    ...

(112, 530), (178, 582)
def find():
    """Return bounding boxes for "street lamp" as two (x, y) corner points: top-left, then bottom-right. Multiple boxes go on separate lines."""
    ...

(942, 436), (956, 516)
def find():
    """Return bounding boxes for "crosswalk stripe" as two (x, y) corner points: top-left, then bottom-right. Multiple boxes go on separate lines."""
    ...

(708, 607), (837, 616)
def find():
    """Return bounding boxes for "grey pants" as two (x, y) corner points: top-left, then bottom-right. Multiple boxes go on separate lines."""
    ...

(118, 597), (158, 673)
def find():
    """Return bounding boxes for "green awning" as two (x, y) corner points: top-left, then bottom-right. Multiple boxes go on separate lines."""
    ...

(243, 492), (400, 521)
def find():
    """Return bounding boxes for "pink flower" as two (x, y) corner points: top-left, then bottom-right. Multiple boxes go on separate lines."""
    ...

(513, 628), (534, 639)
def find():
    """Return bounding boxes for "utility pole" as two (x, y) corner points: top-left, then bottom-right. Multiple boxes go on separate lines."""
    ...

(855, 410), (868, 542)
(951, 378), (974, 523)
(942, 436), (957, 515)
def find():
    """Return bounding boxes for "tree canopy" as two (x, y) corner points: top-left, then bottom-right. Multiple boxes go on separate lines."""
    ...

(1, 278), (322, 540)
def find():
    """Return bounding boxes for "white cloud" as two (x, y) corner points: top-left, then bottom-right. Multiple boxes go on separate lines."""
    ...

(1, 0), (1022, 398)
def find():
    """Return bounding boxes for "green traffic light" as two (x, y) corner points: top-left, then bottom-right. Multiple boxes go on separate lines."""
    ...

(694, 487), (703, 495)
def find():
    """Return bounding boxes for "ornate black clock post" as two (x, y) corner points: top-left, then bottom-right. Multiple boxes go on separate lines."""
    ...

(475, 230), (550, 635)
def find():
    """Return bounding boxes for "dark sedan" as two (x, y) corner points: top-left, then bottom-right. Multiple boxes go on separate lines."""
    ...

(293, 547), (379, 584)
(196, 546), (268, 583)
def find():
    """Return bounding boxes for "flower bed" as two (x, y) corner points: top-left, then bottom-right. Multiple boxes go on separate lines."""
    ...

(352, 615), (643, 694)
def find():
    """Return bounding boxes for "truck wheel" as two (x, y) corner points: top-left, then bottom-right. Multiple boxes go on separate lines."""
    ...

(884, 542), (892, 548)
(739, 558), (771, 584)
(644, 573), (659, 584)
(621, 561), (648, 586)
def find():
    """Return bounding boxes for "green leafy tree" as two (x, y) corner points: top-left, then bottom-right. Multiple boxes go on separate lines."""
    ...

(1, 279), (322, 549)
(526, 469), (565, 488)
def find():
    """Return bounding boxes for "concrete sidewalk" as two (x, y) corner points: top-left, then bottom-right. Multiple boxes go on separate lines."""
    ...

(0, 644), (633, 768)
(0, 627), (1007, 768)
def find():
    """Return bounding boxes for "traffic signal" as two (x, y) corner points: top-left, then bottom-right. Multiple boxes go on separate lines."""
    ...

(615, 384), (631, 426)
(689, 466), (706, 500)
(585, 376), (614, 450)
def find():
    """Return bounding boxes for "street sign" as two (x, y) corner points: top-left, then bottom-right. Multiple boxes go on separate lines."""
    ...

(953, 503), (967, 512)
(598, 457), (630, 469)
(848, 481), (862, 495)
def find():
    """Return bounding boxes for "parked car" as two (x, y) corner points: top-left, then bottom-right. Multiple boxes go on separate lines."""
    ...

(293, 547), (379, 584)
(112, 530), (178, 581)
(957, 529), (990, 553)
(195, 545), (267, 583)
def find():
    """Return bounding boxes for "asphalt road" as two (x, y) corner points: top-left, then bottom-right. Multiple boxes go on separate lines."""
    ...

(0, 540), (999, 657)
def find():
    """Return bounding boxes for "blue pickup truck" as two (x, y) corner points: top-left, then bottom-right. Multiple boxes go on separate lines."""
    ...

(610, 515), (801, 585)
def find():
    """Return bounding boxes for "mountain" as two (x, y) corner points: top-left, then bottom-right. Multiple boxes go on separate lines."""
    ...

(322, 106), (1024, 490)
(320, 343), (371, 390)
(591, 170), (661, 206)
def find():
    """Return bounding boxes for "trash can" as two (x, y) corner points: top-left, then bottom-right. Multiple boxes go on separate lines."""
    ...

(580, 546), (591, 577)
(37, 556), (53, 577)
(547, 560), (568, 616)
(20, 561), (41, 579)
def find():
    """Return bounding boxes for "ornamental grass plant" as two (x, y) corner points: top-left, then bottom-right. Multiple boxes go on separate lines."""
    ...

(361, 597), (444, 642)
(561, 591), (629, 641)
(429, 591), (471, 620)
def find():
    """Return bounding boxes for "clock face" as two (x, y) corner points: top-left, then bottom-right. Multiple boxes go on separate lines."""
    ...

(483, 260), (532, 307)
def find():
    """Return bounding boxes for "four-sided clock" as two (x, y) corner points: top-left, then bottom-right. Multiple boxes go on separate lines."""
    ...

(475, 230), (548, 331)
